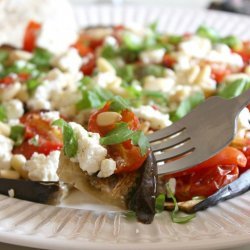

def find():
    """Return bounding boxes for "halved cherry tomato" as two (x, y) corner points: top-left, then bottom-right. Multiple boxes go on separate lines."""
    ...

(170, 165), (239, 201)
(234, 41), (250, 63)
(163, 146), (246, 201)
(162, 53), (176, 68)
(165, 147), (247, 179)
(211, 64), (232, 83)
(13, 112), (63, 159)
(80, 55), (96, 76)
(88, 103), (147, 174)
(23, 21), (41, 52)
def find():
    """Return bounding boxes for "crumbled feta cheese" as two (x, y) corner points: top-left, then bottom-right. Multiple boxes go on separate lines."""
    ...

(235, 108), (250, 140)
(52, 48), (82, 73)
(0, 135), (14, 170)
(140, 48), (166, 64)
(143, 76), (175, 93)
(97, 159), (117, 178)
(104, 36), (118, 47)
(40, 111), (60, 123)
(3, 99), (24, 120)
(25, 150), (60, 181)
(179, 36), (212, 59)
(27, 69), (81, 111)
(133, 105), (172, 130)
(69, 122), (116, 177)
(8, 189), (15, 198)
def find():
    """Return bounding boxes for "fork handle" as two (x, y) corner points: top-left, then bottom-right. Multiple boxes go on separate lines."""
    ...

(231, 88), (250, 114)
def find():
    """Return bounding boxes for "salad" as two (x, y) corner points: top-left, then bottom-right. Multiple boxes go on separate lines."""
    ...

(0, 1), (250, 224)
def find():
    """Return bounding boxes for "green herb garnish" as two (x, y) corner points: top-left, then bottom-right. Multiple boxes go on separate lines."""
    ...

(0, 105), (7, 122)
(10, 125), (25, 146)
(155, 194), (166, 213)
(220, 35), (242, 49)
(218, 78), (250, 99)
(100, 122), (150, 156)
(52, 119), (78, 158)
(30, 48), (52, 70)
(196, 25), (220, 43)
(166, 183), (195, 224)
(122, 32), (144, 51)
(26, 78), (41, 93)
(109, 96), (130, 112)
(171, 92), (204, 122)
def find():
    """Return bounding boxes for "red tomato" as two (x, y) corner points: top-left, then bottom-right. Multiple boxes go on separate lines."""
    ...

(0, 76), (14, 85)
(163, 146), (246, 201)
(80, 55), (96, 76)
(13, 112), (63, 159)
(235, 41), (250, 63)
(162, 53), (176, 68)
(23, 21), (41, 52)
(88, 103), (147, 174)
(211, 64), (232, 83)
(0, 73), (30, 86)
(171, 165), (239, 201)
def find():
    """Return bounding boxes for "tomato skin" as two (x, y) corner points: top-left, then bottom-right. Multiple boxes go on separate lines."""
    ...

(13, 112), (63, 159)
(23, 21), (41, 52)
(170, 165), (239, 201)
(80, 55), (96, 76)
(88, 103), (147, 174)
(167, 147), (246, 179)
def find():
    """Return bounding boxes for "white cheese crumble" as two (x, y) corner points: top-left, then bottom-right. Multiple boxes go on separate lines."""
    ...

(97, 159), (117, 178)
(40, 111), (60, 123)
(25, 150), (60, 181)
(8, 189), (15, 198)
(139, 48), (166, 64)
(133, 105), (172, 130)
(179, 36), (212, 59)
(3, 99), (24, 120)
(69, 122), (116, 177)
(0, 135), (14, 170)
(51, 48), (82, 73)
(235, 108), (250, 140)
(143, 75), (175, 93)
(0, 0), (78, 54)
(27, 68), (81, 111)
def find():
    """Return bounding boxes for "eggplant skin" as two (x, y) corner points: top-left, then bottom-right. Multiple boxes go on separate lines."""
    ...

(193, 169), (250, 212)
(128, 151), (158, 224)
(0, 178), (61, 204)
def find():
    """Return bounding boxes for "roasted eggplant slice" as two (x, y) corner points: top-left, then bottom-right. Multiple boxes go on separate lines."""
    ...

(128, 151), (158, 224)
(57, 151), (158, 224)
(0, 178), (64, 204)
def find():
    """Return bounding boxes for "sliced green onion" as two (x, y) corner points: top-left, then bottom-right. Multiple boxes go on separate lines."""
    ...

(109, 96), (130, 112)
(166, 182), (195, 224)
(220, 35), (242, 49)
(26, 78), (41, 93)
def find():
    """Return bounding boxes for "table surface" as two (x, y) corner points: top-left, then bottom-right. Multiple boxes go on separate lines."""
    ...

(1, 0), (249, 249)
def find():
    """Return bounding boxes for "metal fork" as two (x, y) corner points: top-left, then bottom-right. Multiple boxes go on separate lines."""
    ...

(148, 89), (250, 175)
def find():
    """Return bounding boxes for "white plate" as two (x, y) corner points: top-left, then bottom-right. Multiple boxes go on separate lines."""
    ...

(1, 5), (250, 250)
